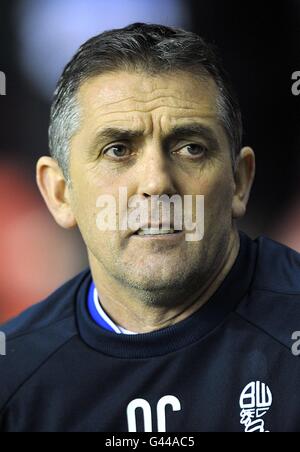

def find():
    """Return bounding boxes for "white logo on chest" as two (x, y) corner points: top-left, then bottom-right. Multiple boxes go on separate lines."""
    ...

(240, 381), (273, 432)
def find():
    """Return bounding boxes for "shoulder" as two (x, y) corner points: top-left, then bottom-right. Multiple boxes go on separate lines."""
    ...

(252, 235), (300, 293)
(237, 234), (300, 349)
(0, 269), (90, 411)
(1, 269), (90, 338)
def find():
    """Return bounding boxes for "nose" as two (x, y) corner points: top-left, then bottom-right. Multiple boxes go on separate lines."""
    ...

(136, 146), (177, 198)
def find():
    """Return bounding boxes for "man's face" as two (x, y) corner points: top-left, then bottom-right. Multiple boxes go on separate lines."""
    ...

(69, 70), (237, 295)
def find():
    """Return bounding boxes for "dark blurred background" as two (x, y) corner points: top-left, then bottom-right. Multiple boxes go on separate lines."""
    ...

(0, 0), (299, 322)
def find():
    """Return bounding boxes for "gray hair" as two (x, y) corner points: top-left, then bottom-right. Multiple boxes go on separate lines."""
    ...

(49, 22), (243, 180)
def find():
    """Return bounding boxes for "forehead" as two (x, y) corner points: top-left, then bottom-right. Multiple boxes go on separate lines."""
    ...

(77, 70), (219, 129)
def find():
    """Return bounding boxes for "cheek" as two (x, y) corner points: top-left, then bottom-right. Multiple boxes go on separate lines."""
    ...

(73, 184), (127, 243)
(194, 172), (234, 220)
(70, 180), (100, 239)
(185, 170), (232, 199)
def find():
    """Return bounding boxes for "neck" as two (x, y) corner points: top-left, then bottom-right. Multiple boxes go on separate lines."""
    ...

(89, 230), (240, 334)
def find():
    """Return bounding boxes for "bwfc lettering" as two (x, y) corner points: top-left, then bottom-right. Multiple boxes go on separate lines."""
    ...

(240, 381), (273, 432)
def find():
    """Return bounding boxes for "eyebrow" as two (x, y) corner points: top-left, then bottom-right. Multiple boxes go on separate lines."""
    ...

(90, 122), (220, 153)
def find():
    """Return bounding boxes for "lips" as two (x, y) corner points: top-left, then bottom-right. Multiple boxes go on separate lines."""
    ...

(133, 222), (184, 236)
(136, 228), (177, 236)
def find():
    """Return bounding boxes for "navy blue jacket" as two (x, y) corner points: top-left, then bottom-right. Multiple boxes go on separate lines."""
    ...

(1, 231), (300, 432)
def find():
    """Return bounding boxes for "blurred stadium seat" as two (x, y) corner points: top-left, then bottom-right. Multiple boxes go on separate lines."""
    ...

(0, 161), (86, 323)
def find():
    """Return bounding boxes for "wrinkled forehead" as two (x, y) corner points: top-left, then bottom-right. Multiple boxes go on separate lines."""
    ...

(77, 70), (220, 126)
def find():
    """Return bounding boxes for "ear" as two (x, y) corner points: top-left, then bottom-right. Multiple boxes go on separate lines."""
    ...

(232, 147), (256, 220)
(36, 156), (77, 229)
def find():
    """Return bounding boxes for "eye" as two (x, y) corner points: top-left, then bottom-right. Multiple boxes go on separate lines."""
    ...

(103, 144), (130, 159)
(176, 144), (208, 158)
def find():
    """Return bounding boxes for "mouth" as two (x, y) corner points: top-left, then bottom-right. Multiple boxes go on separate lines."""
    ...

(135, 227), (180, 236)
(132, 227), (185, 240)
